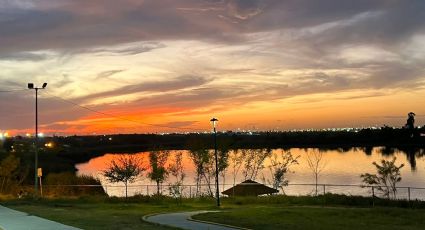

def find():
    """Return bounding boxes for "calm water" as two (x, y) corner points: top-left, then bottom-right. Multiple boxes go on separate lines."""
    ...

(76, 147), (425, 198)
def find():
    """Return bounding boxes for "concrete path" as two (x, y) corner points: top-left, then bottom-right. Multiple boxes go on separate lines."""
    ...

(0, 205), (81, 230)
(144, 211), (248, 230)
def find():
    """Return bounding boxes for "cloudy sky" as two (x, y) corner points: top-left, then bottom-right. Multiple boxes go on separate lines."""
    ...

(1, 0), (425, 135)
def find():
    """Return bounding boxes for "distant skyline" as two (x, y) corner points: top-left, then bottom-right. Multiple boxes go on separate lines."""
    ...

(1, 0), (425, 135)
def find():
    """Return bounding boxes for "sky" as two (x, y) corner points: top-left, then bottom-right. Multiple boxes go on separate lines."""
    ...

(1, 0), (425, 135)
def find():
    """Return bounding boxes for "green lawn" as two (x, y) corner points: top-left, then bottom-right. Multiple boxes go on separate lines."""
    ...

(1, 197), (217, 230)
(2, 195), (425, 230)
(194, 205), (425, 230)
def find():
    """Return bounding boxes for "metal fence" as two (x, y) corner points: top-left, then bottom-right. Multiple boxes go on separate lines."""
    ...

(37, 183), (425, 201)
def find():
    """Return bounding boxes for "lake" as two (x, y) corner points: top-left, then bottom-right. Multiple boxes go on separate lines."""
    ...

(76, 147), (425, 199)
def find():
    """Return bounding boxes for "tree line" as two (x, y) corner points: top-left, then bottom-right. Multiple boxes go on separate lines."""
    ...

(102, 139), (407, 200)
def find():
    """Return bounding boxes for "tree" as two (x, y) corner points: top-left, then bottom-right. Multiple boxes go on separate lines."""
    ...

(230, 149), (244, 187)
(0, 154), (21, 193)
(217, 140), (230, 191)
(147, 150), (169, 195)
(361, 157), (404, 199)
(102, 155), (144, 198)
(167, 151), (185, 198)
(187, 137), (230, 197)
(306, 149), (327, 196)
(242, 149), (272, 181)
(267, 151), (299, 193)
(188, 138), (210, 196)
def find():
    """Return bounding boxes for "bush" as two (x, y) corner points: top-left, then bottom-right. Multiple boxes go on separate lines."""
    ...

(44, 172), (106, 197)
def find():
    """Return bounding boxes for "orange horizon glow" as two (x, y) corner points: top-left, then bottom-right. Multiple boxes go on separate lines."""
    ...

(4, 88), (423, 136)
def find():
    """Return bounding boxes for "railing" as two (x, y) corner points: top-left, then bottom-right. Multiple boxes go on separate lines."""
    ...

(32, 183), (425, 201)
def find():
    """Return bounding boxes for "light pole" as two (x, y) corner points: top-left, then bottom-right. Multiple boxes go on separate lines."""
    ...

(210, 117), (220, 207)
(28, 82), (47, 196)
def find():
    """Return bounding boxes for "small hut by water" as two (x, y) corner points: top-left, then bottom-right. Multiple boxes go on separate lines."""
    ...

(222, 180), (279, 197)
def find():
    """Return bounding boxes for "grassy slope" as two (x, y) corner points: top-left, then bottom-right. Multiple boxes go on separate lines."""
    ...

(194, 205), (425, 230)
(2, 195), (425, 230)
(1, 197), (218, 230)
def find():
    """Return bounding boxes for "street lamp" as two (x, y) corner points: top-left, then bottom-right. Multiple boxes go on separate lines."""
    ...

(28, 82), (47, 196)
(210, 117), (220, 207)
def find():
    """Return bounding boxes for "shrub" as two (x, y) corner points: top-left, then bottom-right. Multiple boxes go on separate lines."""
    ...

(44, 172), (106, 197)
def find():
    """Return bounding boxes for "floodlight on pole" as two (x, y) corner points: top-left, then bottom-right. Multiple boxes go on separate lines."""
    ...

(210, 117), (220, 207)
(28, 82), (47, 196)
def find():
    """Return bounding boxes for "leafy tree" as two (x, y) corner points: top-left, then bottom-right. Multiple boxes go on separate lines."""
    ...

(0, 154), (21, 193)
(167, 151), (185, 198)
(148, 149), (169, 195)
(201, 151), (219, 197)
(361, 157), (404, 199)
(267, 151), (299, 193)
(242, 149), (272, 181)
(230, 149), (244, 187)
(188, 138), (210, 196)
(306, 149), (327, 196)
(102, 155), (144, 198)
(217, 141), (230, 191)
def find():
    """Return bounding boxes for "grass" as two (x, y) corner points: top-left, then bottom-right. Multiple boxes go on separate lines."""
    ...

(194, 206), (425, 230)
(1, 196), (218, 230)
(1, 194), (425, 230)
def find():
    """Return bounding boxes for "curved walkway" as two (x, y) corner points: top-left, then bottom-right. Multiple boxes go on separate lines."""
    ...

(144, 211), (249, 230)
(0, 205), (81, 230)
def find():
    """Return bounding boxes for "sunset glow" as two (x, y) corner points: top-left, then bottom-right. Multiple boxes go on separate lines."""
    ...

(1, 1), (425, 135)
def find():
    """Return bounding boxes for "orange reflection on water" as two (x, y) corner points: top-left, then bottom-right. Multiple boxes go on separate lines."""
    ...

(76, 148), (425, 197)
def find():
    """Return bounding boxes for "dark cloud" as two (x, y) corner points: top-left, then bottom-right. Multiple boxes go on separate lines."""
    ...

(90, 42), (165, 56)
(77, 75), (213, 103)
(0, 8), (73, 53)
(226, 0), (264, 20)
(0, 95), (73, 130)
(0, 80), (88, 130)
(0, 9), (71, 37)
(1, 0), (423, 53)
(292, 3), (425, 50)
(0, 0), (239, 53)
(0, 52), (48, 61)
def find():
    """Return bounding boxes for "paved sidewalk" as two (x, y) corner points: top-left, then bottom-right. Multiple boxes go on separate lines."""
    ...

(0, 205), (81, 230)
(144, 211), (247, 230)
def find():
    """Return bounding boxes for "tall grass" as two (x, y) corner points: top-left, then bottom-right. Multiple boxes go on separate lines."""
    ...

(44, 172), (106, 197)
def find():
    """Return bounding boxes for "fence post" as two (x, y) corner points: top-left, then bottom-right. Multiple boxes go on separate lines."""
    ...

(189, 186), (192, 198)
(147, 185), (149, 196)
(371, 186), (375, 207)
(323, 184), (326, 196)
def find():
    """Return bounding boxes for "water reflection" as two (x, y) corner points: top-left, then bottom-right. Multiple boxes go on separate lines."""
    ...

(76, 147), (425, 197)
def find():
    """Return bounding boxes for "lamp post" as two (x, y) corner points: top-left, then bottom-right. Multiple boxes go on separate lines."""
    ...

(210, 117), (220, 207)
(28, 82), (47, 196)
